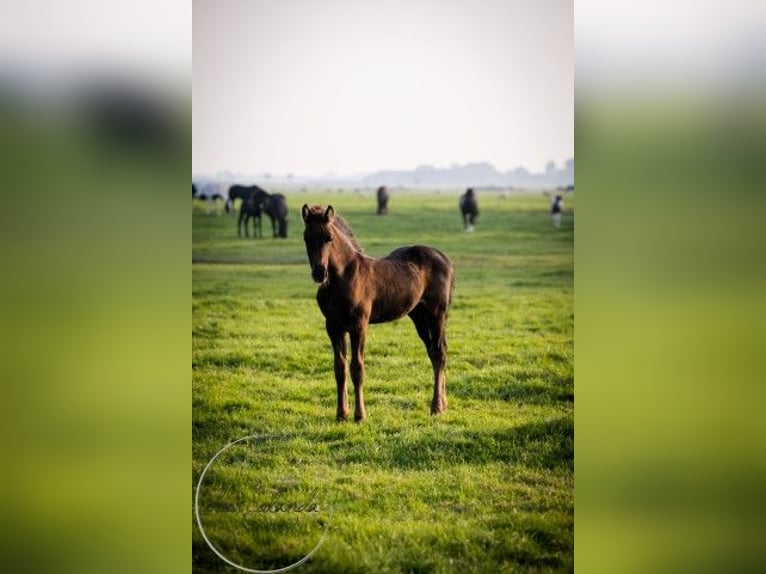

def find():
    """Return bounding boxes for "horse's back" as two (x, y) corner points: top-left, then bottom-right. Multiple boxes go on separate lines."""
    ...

(357, 246), (450, 323)
(385, 245), (453, 297)
(387, 245), (449, 268)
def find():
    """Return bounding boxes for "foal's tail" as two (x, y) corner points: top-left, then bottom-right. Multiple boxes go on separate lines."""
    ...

(429, 247), (455, 312)
(448, 268), (455, 308)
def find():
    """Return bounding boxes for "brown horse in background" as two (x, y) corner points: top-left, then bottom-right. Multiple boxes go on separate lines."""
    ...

(302, 204), (454, 421)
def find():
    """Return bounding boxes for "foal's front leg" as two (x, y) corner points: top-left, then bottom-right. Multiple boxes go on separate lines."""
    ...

(327, 325), (349, 421)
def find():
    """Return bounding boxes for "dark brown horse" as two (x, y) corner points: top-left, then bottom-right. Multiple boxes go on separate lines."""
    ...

(376, 186), (389, 215)
(301, 204), (454, 421)
(238, 192), (264, 238)
(263, 193), (289, 238)
(228, 184), (268, 233)
(459, 188), (479, 231)
(232, 186), (289, 239)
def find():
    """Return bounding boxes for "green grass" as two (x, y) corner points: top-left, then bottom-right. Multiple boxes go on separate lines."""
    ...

(193, 190), (573, 572)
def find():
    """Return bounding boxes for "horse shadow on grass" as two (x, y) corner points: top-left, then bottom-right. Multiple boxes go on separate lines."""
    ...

(388, 416), (572, 471)
(326, 415), (573, 471)
(449, 372), (574, 405)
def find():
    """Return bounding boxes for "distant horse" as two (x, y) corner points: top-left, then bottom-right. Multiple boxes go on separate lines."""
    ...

(236, 188), (288, 238)
(551, 194), (564, 228)
(376, 186), (389, 215)
(301, 204), (454, 421)
(238, 193), (264, 238)
(225, 183), (268, 237)
(194, 182), (226, 215)
(263, 193), (289, 238)
(228, 183), (268, 215)
(459, 188), (479, 232)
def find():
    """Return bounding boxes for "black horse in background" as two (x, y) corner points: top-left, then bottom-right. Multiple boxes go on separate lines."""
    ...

(376, 186), (389, 215)
(459, 188), (479, 232)
(229, 185), (268, 237)
(232, 185), (288, 238)
(551, 194), (564, 228)
(227, 184), (268, 215)
(238, 191), (264, 238)
(263, 193), (289, 238)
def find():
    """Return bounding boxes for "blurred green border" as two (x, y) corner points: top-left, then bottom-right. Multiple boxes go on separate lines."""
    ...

(0, 95), (191, 573)
(576, 92), (766, 573)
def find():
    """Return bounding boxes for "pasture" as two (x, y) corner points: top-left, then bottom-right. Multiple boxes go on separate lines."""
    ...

(192, 191), (574, 572)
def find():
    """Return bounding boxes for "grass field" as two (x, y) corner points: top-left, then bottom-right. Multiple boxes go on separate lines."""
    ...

(192, 190), (574, 573)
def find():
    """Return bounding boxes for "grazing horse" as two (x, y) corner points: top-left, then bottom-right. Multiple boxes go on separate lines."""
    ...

(301, 204), (454, 421)
(228, 184), (269, 237)
(227, 183), (268, 218)
(459, 188), (479, 232)
(263, 193), (289, 238)
(376, 186), (389, 215)
(238, 193), (264, 238)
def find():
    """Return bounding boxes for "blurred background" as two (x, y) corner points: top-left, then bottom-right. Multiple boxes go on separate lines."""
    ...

(1, 0), (765, 572)
(0, 1), (188, 572)
(576, 1), (766, 572)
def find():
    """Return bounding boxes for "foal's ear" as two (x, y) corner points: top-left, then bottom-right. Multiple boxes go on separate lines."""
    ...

(324, 205), (335, 222)
(301, 204), (310, 222)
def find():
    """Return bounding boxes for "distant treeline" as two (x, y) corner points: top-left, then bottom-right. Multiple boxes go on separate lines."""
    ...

(194, 159), (574, 191)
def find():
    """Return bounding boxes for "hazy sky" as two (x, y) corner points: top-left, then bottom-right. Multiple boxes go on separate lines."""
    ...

(193, 0), (573, 177)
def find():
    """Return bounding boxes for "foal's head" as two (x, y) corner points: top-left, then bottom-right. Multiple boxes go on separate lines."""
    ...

(302, 204), (337, 283)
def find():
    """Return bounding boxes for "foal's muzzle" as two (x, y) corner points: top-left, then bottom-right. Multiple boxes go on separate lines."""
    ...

(311, 264), (328, 283)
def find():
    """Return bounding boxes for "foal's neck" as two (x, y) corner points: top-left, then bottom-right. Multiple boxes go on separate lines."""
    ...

(329, 224), (361, 275)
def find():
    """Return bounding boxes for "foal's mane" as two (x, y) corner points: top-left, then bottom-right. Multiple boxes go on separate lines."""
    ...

(304, 205), (363, 253)
(332, 214), (363, 253)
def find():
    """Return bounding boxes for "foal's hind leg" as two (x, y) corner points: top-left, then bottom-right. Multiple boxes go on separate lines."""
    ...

(409, 306), (432, 350)
(429, 311), (448, 414)
(431, 312), (447, 415)
(409, 306), (447, 415)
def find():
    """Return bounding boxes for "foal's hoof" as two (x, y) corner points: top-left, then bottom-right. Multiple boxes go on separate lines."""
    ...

(336, 412), (350, 422)
(430, 399), (447, 415)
